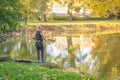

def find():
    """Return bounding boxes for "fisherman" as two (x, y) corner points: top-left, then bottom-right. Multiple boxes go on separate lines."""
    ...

(34, 26), (44, 63)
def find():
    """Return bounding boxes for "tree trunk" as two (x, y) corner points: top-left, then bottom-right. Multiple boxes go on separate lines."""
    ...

(24, 16), (28, 26)
(23, 15), (28, 34)
(67, 12), (72, 21)
(2, 26), (6, 33)
(41, 14), (47, 22)
(114, 16), (118, 20)
(67, 0), (74, 21)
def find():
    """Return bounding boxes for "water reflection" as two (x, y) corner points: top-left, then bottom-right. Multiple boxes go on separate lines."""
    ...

(94, 34), (120, 79)
(46, 37), (68, 64)
(75, 35), (96, 72)
(46, 35), (100, 75)
(1, 33), (120, 79)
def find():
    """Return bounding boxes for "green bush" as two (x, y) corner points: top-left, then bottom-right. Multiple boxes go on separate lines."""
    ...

(54, 15), (67, 20)
(53, 15), (107, 21)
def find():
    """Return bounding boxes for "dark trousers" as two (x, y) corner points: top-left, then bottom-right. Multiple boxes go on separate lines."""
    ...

(35, 41), (44, 61)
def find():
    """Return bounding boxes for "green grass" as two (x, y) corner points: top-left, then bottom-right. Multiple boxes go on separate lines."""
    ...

(21, 20), (120, 26)
(0, 62), (106, 80)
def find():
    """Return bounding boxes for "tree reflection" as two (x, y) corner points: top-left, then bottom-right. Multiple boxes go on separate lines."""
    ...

(93, 33), (120, 79)
(67, 36), (76, 67)
(74, 35), (97, 73)
(0, 38), (17, 55)
(10, 36), (36, 60)
(46, 37), (68, 67)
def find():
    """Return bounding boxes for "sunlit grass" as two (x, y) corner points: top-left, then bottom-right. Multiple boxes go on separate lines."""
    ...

(21, 20), (120, 26)
(0, 62), (106, 80)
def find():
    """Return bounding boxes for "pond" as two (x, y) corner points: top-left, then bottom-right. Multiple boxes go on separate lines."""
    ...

(0, 24), (120, 79)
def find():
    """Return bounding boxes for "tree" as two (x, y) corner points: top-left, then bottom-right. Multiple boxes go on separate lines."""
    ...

(20, 0), (36, 28)
(21, 0), (48, 22)
(88, 0), (120, 19)
(20, 0), (31, 26)
(107, 0), (120, 19)
(34, 0), (48, 22)
(53, 0), (75, 21)
(0, 0), (23, 33)
(52, 0), (87, 21)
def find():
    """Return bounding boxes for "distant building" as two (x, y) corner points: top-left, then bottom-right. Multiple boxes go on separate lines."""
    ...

(52, 7), (68, 14)
(49, 2), (68, 15)
(48, 2), (92, 15)
(79, 8), (84, 15)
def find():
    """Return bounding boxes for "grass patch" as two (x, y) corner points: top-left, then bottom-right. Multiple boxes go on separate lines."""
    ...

(0, 62), (106, 80)
(21, 20), (120, 26)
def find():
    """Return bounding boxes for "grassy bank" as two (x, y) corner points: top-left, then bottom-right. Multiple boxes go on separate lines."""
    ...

(21, 20), (120, 26)
(0, 62), (106, 80)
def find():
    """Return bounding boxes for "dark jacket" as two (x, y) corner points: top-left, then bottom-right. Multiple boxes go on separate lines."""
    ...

(35, 31), (43, 41)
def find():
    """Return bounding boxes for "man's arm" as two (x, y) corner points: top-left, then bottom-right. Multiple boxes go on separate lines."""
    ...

(40, 31), (47, 41)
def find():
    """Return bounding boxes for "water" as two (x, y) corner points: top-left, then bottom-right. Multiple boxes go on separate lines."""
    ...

(0, 25), (120, 79)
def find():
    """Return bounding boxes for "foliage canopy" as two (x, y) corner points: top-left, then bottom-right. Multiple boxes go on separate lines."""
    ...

(0, 0), (23, 33)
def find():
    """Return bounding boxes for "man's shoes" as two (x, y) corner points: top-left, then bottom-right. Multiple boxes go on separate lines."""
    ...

(37, 60), (42, 63)
(42, 60), (45, 63)
(37, 60), (45, 63)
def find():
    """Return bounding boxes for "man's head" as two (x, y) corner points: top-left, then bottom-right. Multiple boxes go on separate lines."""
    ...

(36, 26), (42, 31)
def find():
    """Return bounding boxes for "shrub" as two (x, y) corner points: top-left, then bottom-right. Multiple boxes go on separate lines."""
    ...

(54, 15), (67, 20)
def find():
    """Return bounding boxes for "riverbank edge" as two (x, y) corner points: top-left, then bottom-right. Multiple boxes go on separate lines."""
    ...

(0, 62), (106, 80)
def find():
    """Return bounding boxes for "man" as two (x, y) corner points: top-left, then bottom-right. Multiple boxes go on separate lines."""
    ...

(34, 26), (44, 63)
